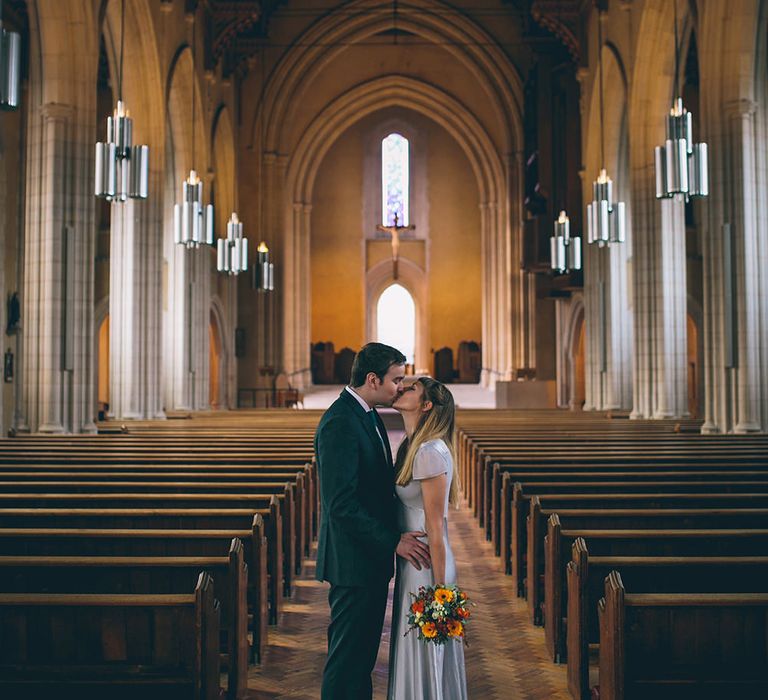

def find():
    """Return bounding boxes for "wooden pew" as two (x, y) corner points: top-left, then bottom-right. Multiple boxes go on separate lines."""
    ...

(494, 466), (768, 558)
(0, 539), (252, 692)
(505, 484), (768, 593)
(0, 518), (270, 655)
(566, 539), (768, 700)
(0, 490), (288, 610)
(597, 571), (768, 700)
(543, 518), (768, 656)
(540, 509), (768, 652)
(478, 460), (768, 540)
(526, 497), (768, 636)
(0, 479), (303, 584)
(0, 465), (316, 562)
(0, 571), (222, 700)
(473, 447), (768, 522)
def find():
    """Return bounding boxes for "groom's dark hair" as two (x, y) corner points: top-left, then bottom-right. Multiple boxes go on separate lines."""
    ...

(350, 343), (407, 387)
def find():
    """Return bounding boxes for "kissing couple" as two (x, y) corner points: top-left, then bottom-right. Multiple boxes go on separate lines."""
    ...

(315, 342), (468, 699)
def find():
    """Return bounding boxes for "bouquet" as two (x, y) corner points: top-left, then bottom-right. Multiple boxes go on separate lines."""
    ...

(405, 584), (473, 645)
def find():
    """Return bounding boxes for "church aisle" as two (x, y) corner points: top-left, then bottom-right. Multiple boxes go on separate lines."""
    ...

(247, 502), (570, 699)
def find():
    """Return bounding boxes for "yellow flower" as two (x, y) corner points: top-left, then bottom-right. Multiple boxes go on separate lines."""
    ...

(434, 588), (454, 604)
(447, 620), (463, 637)
(422, 622), (438, 638)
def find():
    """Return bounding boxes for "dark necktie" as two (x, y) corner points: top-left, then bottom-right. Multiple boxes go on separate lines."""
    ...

(368, 410), (388, 458)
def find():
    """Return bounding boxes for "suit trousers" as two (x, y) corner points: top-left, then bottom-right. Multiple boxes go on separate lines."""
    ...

(321, 580), (390, 700)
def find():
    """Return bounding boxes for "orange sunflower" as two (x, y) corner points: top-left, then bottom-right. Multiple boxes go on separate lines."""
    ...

(434, 587), (454, 604)
(447, 620), (464, 637)
(421, 622), (438, 638)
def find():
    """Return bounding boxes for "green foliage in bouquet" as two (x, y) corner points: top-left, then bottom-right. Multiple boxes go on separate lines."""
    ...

(405, 584), (473, 646)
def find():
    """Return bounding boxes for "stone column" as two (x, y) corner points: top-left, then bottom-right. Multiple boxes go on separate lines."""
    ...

(163, 235), (211, 411)
(505, 151), (527, 383)
(702, 99), (766, 433)
(21, 102), (97, 433)
(109, 203), (141, 419)
(109, 187), (164, 419)
(479, 201), (492, 386)
(728, 101), (762, 432)
(282, 198), (306, 387)
(583, 241), (601, 411)
(630, 164), (688, 418)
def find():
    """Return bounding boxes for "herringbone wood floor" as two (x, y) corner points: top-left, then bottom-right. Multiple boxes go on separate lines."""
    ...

(247, 502), (570, 699)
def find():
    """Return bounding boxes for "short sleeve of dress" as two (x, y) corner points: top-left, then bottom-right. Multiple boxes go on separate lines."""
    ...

(412, 442), (450, 480)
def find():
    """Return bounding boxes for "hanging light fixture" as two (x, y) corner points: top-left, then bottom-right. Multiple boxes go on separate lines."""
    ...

(252, 241), (274, 292)
(249, 49), (275, 292)
(586, 10), (626, 247)
(550, 210), (582, 273)
(0, 1), (20, 110)
(654, 2), (708, 200)
(173, 10), (213, 248)
(217, 213), (249, 275)
(95, 0), (149, 201)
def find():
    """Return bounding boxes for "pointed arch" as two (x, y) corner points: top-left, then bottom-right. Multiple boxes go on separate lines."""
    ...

(366, 257), (429, 373)
(212, 104), (237, 234)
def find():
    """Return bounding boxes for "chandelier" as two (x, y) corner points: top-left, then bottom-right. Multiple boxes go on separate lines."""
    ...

(95, 0), (149, 201)
(173, 11), (213, 248)
(550, 210), (582, 273)
(586, 11), (626, 247)
(654, 3), (708, 200)
(0, 1), (20, 110)
(252, 242), (274, 292)
(217, 213), (249, 275)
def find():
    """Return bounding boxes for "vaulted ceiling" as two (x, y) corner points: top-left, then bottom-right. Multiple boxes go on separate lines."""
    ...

(201, 0), (587, 76)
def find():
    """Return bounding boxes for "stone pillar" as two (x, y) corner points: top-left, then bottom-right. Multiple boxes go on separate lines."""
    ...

(163, 232), (211, 411)
(479, 193), (516, 388)
(109, 204), (141, 419)
(510, 153), (527, 379)
(702, 99), (766, 433)
(109, 190), (165, 419)
(21, 102), (97, 433)
(283, 200), (305, 387)
(630, 165), (688, 418)
(583, 241), (601, 411)
(728, 101), (762, 432)
(480, 202), (494, 387)
(283, 200), (313, 391)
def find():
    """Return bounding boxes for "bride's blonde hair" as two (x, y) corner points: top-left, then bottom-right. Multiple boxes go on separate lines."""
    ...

(395, 377), (460, 506)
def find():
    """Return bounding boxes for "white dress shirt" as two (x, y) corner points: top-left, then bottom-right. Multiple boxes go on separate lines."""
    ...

(345, 386), (388, 457)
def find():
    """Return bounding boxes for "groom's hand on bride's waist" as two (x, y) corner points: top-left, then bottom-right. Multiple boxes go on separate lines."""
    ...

(396, 531), (431, 570)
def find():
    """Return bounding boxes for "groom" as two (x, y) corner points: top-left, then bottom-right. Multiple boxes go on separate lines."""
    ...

(315, 342), (431, 699)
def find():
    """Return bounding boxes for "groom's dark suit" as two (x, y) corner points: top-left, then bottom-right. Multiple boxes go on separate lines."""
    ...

(315, 388), (400, 700)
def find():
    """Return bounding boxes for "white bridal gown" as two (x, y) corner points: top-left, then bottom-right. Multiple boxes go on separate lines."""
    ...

(387, 438), (468, 700)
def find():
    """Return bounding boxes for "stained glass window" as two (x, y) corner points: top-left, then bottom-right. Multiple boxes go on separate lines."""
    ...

(382, 133), (409, 226)
(377, 283), (415, 365)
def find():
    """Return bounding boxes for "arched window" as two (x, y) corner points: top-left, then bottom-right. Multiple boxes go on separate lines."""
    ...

(376, 283), (415, 365)
(382, 133), (409, 226)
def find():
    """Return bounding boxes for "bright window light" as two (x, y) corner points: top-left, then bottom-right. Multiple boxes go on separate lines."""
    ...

(382, 133), (409, 226)
(376, 283), (415, 365)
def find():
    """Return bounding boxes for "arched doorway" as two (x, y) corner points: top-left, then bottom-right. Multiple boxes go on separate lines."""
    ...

(572, 317), (587, 410)
(209, 311), (223, 409)
(573, 320), (586, 410)
(376, 283), (416, 367)
(98, 315), (110, 414)
(687, 313), (699, 418)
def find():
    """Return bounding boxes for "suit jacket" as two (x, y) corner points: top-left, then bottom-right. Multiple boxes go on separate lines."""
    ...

(315, 389), (400, 587)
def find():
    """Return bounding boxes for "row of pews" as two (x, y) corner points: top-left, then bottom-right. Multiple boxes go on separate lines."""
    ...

(456, 409), (768, 700)
(0, 410), (325, 699)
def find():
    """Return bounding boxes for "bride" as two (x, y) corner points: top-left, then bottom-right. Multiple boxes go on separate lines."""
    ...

(388, 377), (468, 700)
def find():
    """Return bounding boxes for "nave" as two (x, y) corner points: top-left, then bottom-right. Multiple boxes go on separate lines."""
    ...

(2, 407), (766, 697)
(249, 502), (570, 700)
